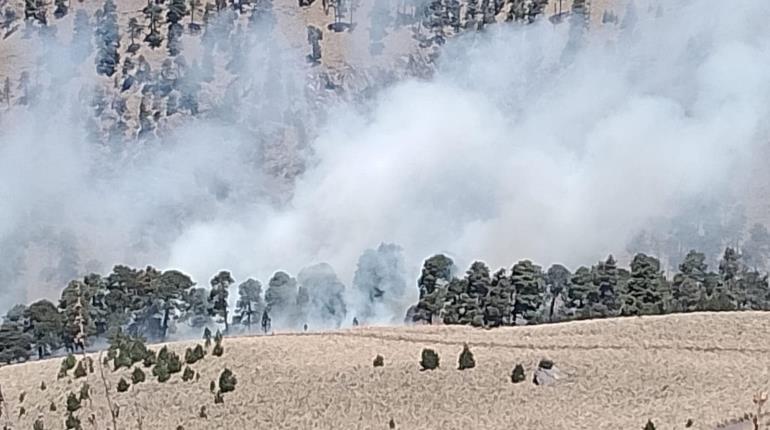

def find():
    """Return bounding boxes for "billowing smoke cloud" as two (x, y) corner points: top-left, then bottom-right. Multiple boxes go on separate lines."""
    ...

(1, 0), (769, 325)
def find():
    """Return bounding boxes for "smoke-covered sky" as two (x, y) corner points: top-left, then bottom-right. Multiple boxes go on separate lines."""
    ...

(1, 0), (769, 321)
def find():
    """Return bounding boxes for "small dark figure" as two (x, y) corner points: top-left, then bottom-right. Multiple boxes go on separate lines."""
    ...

(303, 323), (308, 331)
(389, 418), (396, 429)
(352, 317), (359, 326)
(261, 309), (271, 334)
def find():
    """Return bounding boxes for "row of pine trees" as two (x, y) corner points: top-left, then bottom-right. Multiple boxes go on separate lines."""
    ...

(406, 247), (770, 326)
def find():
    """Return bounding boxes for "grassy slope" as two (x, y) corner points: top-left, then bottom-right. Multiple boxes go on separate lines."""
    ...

(0, 312), (769, 429)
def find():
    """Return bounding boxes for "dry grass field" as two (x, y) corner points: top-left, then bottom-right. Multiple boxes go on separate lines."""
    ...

(0, 312), (769, 429)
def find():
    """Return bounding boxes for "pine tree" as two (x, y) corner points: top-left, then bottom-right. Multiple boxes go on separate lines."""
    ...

(209, 271), (233, 332)
(566, 266), (592, 317)
(623, 254), (667, 315)
(352, 243), (407, 321)
(264, 271), (298, 327)
(127, 18), (142, 53)
(672, 250), (708, 312)
(511, 260), (544, 325)
(23, 299), (64, 359)
(54, 0), (68, 19)
(298, 263), (347, 328)
(407, 255), (454, 323)
(95, 0), (120, 77)
(235, 279), (264, 330)
(483, 269), (514, 327)
(0, 319), (32, 364)
(545, 264), (571, 322)
(592, 255), (620, 317)
(143, 2), (164, 48)
(711, 247), (744, 311)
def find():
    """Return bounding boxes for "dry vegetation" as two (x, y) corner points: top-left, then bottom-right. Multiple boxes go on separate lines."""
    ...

(0, 312), (768, 429)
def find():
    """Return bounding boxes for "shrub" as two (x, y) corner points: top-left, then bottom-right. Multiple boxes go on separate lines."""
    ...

(182, 366), (195, 382)
(167, 351), (183, 374)
(40, 381), (46, 391)
(18, 391), (25, 402)
(67, 416), (78, 430)
(18, 406), (25, 417)
(113, 350), (132, 370)
(214, 391), (224, 404)
(373, 355), (384, 367)
(389, 418), (395, 429)
(79, 383), (90, 402)
(685, 419), (693, 428)
(66, 392), (81, 413)
(65, 412), (81, 430)
(143, 349), (157, 367)
(537, 359), (554, 370)
(50, 401), (57, 411)
(74, 360), (87, 378)
(153, 362), (170, 383)
(212, 342), (224, 357)
(59, 354), (77, 378)
(86, 357), (94, 374)
(117, 378), (130, 393)
(209, 381), (216, 393)
(185, 345), (205, 364)
(420, 349), (439, 371)
(218, 368), (237, 394)
(644, 420), (656, 430)
(457, 344), (475, 370)
(33, 417), (44, 430)
(203, 327), (212, 348)
(132, 367), (146, 384)
(199, 405), (208, 418)
(511, 364), (526, 383)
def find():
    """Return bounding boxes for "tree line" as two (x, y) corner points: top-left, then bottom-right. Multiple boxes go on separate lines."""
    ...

(1, 240), (768, 365)
(0, 243), (406, 364)
(406, 247), (770, 326)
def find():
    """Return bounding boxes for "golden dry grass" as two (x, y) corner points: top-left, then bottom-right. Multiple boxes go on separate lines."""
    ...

(0, 311), (769, 429)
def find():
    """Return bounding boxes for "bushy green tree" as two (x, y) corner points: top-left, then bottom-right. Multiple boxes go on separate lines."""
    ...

(24, 299), (63, 359)
(117, 378), (130, 392)
(264, 271), (298, 326)
(671, 250), (709, 312)
(511, 260), (544, 325)
(218, 368), (237, 393)
(234, 279), (264, 330)
(0, 319), (32, 364)
(209, 271), (234, 332)
(623, 254), (668, 315)
(352, 243), (407, 322)
(483, 269), (514, 327)
(419, 348), (439, 370)
(407, 255), (454, 324)
(132, 367), (146, 384)
(545, 264), (571, 322)
(511, 364), (526, 383)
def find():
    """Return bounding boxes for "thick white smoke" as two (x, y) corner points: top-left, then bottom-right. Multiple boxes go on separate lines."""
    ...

(1, 0), (769, 324)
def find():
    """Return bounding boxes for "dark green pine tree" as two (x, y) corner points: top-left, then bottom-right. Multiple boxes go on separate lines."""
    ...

(671, 250), (708, 312)
(545, 264), (571, 322)
(234, 279), (264, 330)
(406, 255), (454, 324)
(623, 254), (667, 316)
(462, 261), (490, 327)
(23, 300), (64, 359)
(566, 266), (592, 317)
(709, 247), (744, 311)
(511, 260), (544, 325)
(483, 269), (514, 327)
(0, 317), (32, 364)
(209, 271), (234, 332)
(592, 255), (620, 317)
(743, 269), (770, 310)
(440, 277), (467, 325)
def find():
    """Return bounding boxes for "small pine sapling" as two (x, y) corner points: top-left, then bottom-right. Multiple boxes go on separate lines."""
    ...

(511, 364), (526, 383)
(373, 355), (384, 367)
(643, 420), (656, 430)
(182, 366), (195, 382)
(218, 368), (236, 394)
(457, 343), (475, 370)
(132, 367), (146, 384)
(116, 378), (130, 393)
(420, 348), (439, 371)
(66, 392), (81, 413)
(74, 360), (87, 378)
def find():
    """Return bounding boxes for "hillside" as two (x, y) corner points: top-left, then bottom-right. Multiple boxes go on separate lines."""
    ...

(1, 312), (769, 429)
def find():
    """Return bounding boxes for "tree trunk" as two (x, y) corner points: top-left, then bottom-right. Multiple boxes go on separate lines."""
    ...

(162, 308), (170, 340)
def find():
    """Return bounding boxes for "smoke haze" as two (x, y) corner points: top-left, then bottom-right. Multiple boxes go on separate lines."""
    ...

(1, 0), (768, 324)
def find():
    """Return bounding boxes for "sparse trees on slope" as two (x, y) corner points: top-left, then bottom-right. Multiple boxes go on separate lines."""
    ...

(235, 279), (264, 330)
(209, 271), (233, 332)
(127, 18), (142, 53)
(95, 0), (120, 77)
(143, 2), (165, 48)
